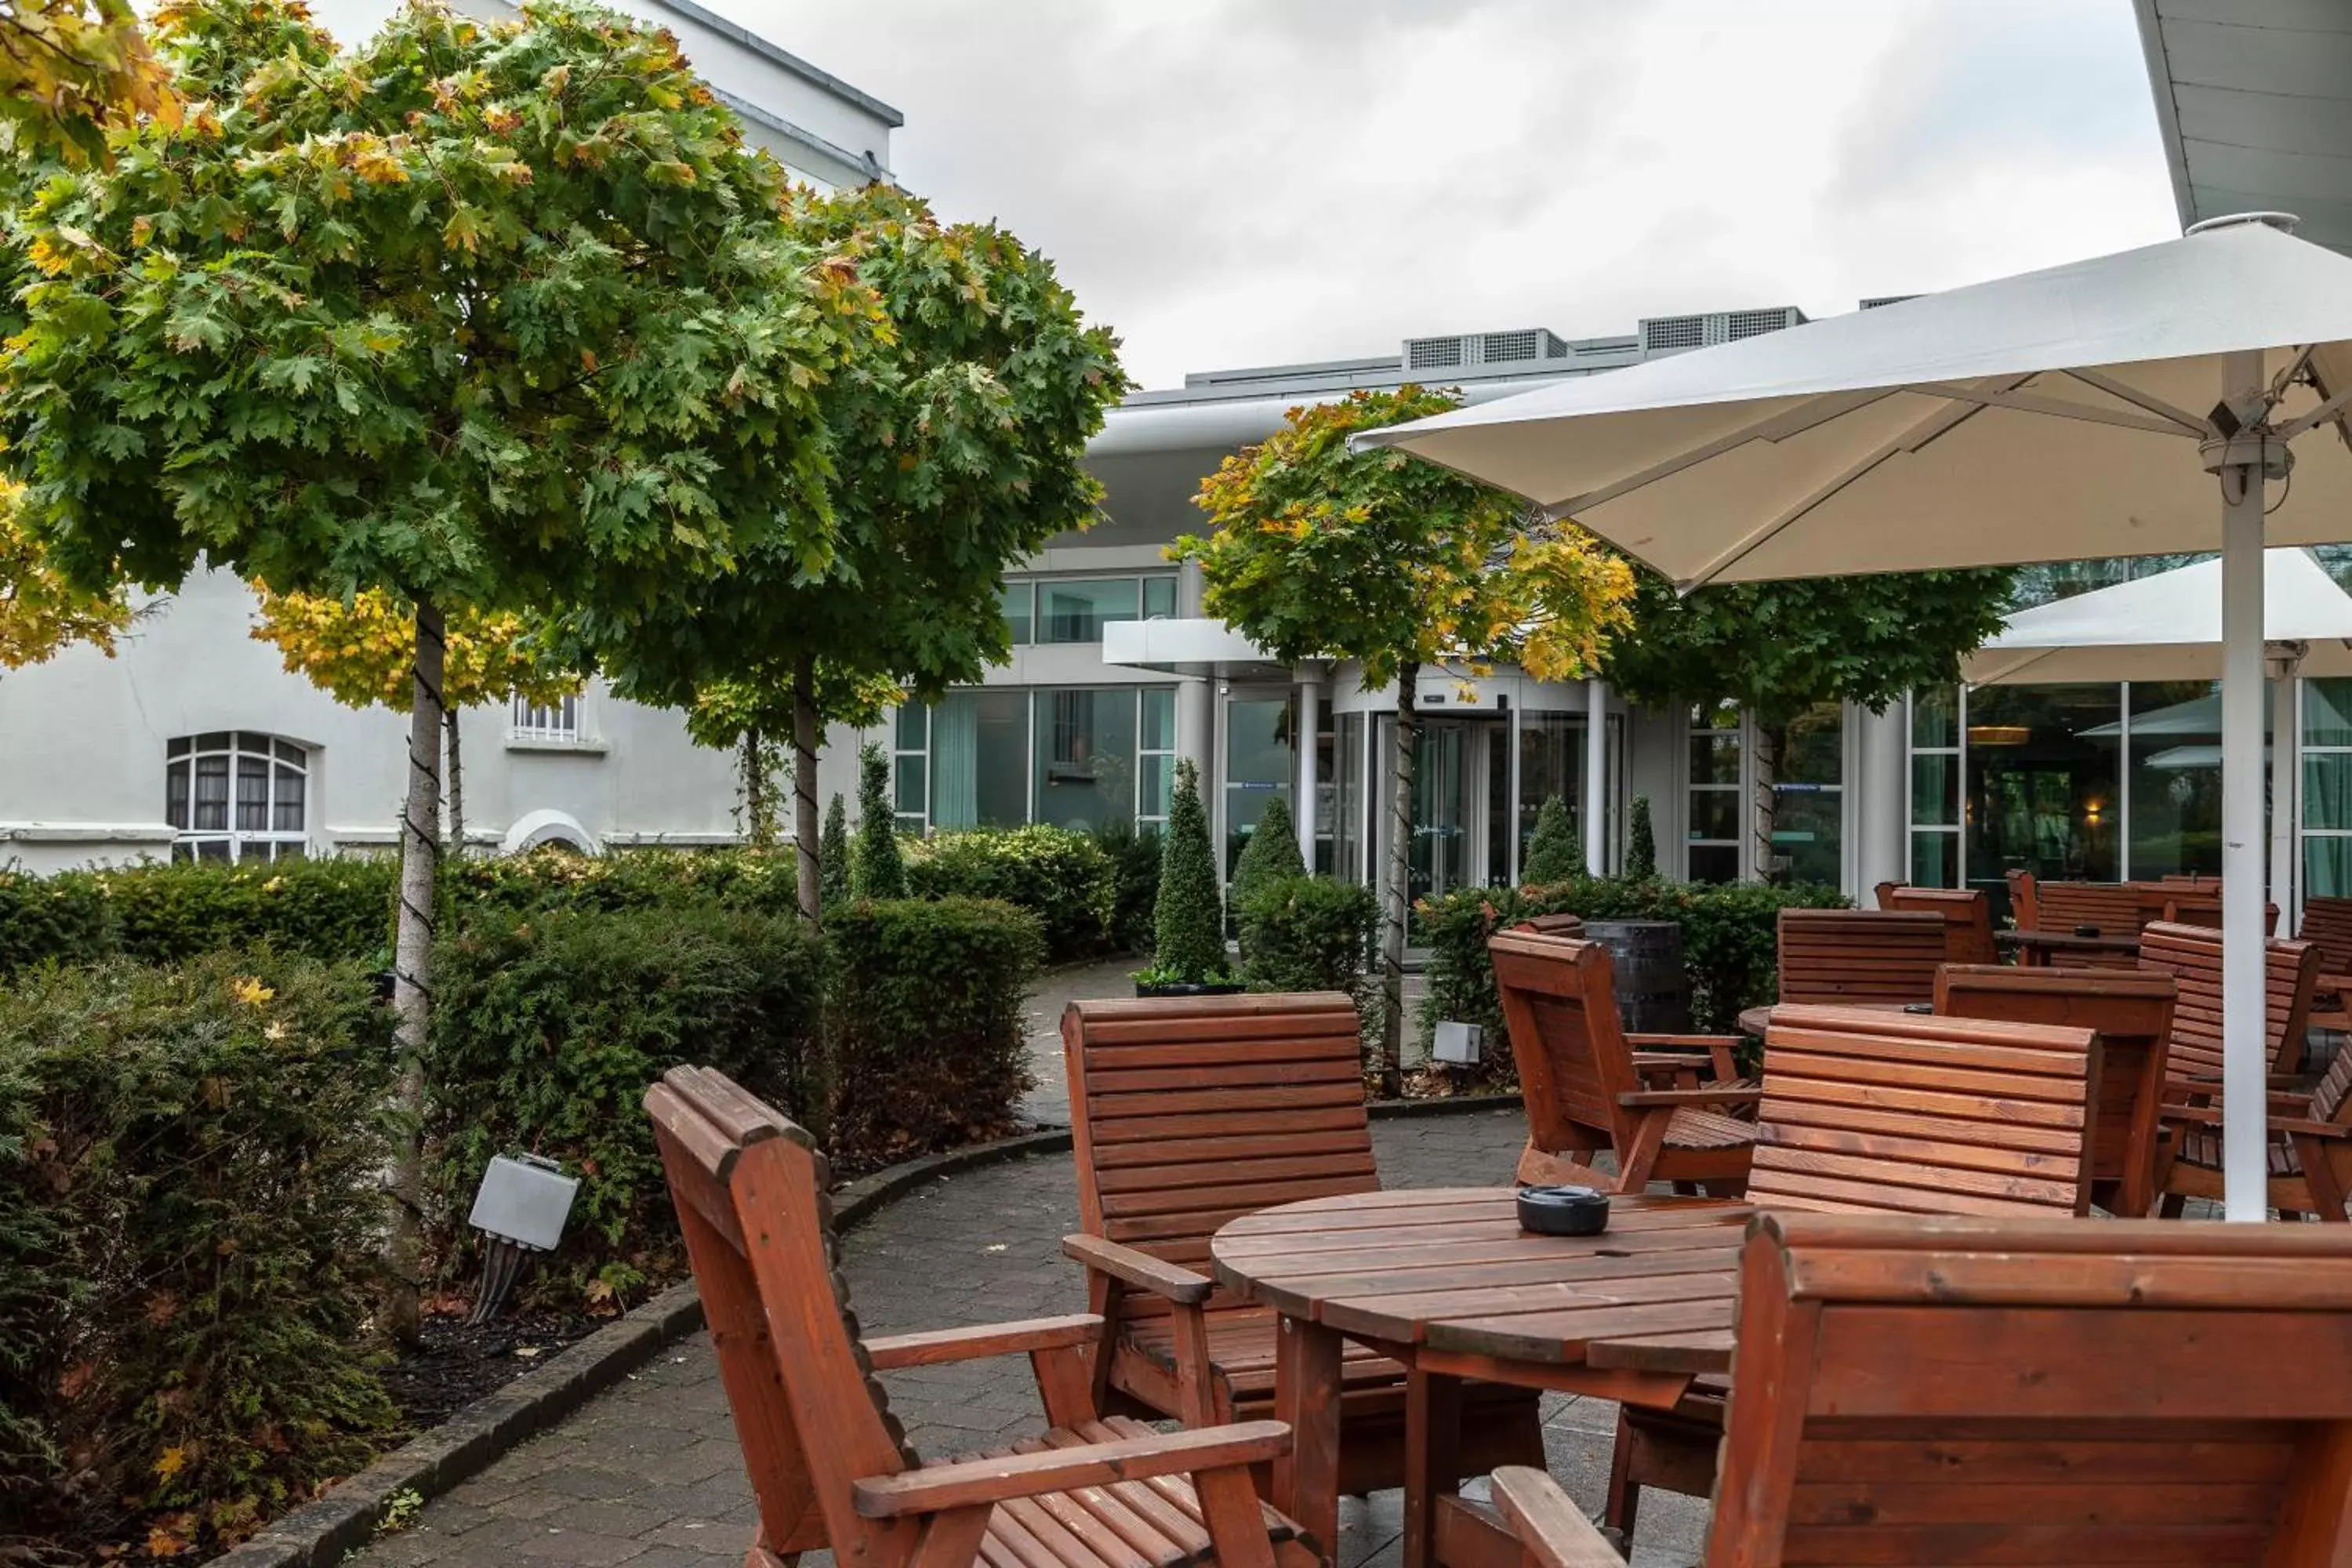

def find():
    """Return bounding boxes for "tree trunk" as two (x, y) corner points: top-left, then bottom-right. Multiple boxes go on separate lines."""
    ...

(444, 708), (464, 861)
(742, 725), (768, 849)
(1379, 660), (1419, 1096)
(387, 598), (445, 1348)
(1751, 720), (1782, 886)
(792, 654), (822, 925)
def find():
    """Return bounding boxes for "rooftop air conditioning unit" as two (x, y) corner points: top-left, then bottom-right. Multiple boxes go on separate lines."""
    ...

(1639, 307), (1808, 358)
(1402, 328), (1569, 374)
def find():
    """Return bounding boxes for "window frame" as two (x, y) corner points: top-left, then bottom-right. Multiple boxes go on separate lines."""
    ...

(510, 693), (582, 742)
(165, 731), (310, 862)
(1907, 685), (1965, 889)
(1685, 700), (1744, 884)
(1006, 572), (1182, 645)
(896, 684), (1180, 835)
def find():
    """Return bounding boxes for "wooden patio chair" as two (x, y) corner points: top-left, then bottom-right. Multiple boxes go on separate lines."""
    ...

(1933, 963), (2176, 1216)
(2029, 879), (2148, 969)
(2142, 885), (2280, 935)
(1603, 1002), (2102, 1537)
(1871, 881), (1997, 965)
(1772, 908), (1945, 1004)
(2296, 895), (2352, 1029)
(1488, 929), (1757, 1194)
(1490, 1213), (2352, 1566)
(2005, 867), (2040, 930)
(2157, 1047), (2352, 1221)
(1058, 995), (1544, 1498)
(2136, 920), (2321, 1087)
(643, 1065), (1324, 1568)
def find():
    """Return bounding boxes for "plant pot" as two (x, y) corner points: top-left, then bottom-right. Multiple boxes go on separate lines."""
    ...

(1134, 980), (1247, 999)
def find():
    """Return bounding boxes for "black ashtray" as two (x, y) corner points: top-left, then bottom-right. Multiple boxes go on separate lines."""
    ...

(2074, 924), (2101, 938)
(1902, 1002), (1935, 1014)
(1517, 1185), (1610, 1236)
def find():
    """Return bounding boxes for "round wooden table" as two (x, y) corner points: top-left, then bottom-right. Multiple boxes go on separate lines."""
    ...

(1735, 999), (1927, 1036)
(1210, 1187), (1750, 1568)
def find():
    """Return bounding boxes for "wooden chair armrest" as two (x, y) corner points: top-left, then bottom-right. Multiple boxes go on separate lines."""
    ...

(851, 1420), (1291, 1518)
(2161, 1105), (2350, 1138)
(1627, 1034), (1745, 1051)
(1063, 1234), (1215, 1305)
(1490, 1465), (1626, 1568)
(866, 1312), (1105, 1371)
(1616, 1087), (1762, 1109)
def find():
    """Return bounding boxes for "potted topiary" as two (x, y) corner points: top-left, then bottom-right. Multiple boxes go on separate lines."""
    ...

(1136, 758), (1243, 996)
(1520, 793), (1581, 884)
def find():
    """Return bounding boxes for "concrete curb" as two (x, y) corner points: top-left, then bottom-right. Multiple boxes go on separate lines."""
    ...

(205, 1126), (1076, 1568)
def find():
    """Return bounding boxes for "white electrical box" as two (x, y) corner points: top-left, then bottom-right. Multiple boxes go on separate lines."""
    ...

(1432, 1021), (1484, 1065)
(468, 1152), (580, 1253)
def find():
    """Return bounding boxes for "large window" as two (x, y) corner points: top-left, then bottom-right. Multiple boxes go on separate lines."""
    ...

(167, 732), (308, 862)
(899, 686), (1178, 833)
(2127, 681), (2224, 880)
(1004, 574), (1179, 644)
(1686, 701), (1742, 884)
(2308, 679), (2352, 899)
(1909, 686), (1962, 887)
(1504, 715), (1589, 884)
(1772, 702), (1844, 886)
(1965, 684), (2122, 911)
(1225, 695), (1293, 877)
(511, 694), (580, 742)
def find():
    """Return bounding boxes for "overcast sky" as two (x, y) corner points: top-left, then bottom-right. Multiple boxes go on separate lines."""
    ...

(319, 1), (2187, 392)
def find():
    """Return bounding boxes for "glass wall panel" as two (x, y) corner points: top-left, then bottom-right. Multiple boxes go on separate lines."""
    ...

(1142, 575), (1178, 619)
(1964, 684), (2121, 916)
(1033, 688), (1138, 832)
(1225, 695), (1292, 877)
(929, 689), (1028, 829)
(1686, 701), (1741, 883)
(1514, 715), (1588, 882)
(1036, 579), (1141, 643)
(1912, 753), (1959, 826)
(1334, 713), (1364, 883)
(1407, 722), (1469, 901)
(1773, 702), (1843, 886)
(1911, 832), (1958, 889)
(1911, 683), (1958, 750)
(1138, 688), (1175, 826)
(2127, 680), (2223, 880)
(1000, 582), (1033, 645)
(2305, 679), (2352, 898)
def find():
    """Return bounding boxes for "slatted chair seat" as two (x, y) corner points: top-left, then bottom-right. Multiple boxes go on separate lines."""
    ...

(2159, 1039), (2352, 1221)
(1061, 994), (1544, 1498)
(2165, 1127), (2305, 1176)
(1773, 908), (1946, 1004)
(1604, 1002), (2100, 1538)
(643, 1065), (1322, 1568)
(1490, 1215), (2352, 1568)
(1489, 928), (1757, 1194)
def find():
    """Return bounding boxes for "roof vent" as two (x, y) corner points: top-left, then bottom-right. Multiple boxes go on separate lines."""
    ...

(1859, 295), (1918, 310)
(1639, 307), (1807, 358)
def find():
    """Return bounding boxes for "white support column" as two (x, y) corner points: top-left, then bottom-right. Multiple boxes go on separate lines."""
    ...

(1507, 692), (1523, 884)
(2218, 348), (2270, 1222)
(1295, 678), (1321, 866)
(1584, 678), (1609, 876)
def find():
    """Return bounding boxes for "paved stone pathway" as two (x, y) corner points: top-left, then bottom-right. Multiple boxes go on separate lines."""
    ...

(352, 1110), (1706, 1568)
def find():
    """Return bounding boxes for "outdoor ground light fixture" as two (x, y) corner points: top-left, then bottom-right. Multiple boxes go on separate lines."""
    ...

(466, 1152), (580, 1325)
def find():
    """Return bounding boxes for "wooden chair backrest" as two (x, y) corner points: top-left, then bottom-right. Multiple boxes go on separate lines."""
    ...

(1773, 909), (1947, 1005)
(644, 1065), (916, 1566)
(2309, 1046), (2352, 1127)
(2147, 887), (2281, 935)
(1510, 912), (1586, 938)
(2299, 896), (2352, 976)
(2032, 878), (2147, 936)
(1871, 882), (1997, 966)
(2005, 868), (2039, 930)
(2161, 872), (2220, 886)
(1710, 1213), (2352, 1567)
(1490, 930), (1643, 1158)
(2136, 921), (2321, 1083)
(1750, 1004), (2098, 1217)
(1063, 993), (1374, 1312)
(1933, 964), (2175, 1204)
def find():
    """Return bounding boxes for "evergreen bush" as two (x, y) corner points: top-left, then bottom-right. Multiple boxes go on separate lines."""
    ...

(0, 951), (397, 1559)
(1520, 794), (1580, 884)
(1238, 875), (1379, 1036)
(0, 866), (117, 978)
(1093, 820), (1162, 954)
(1625, 795), (1658, 879)
(1148, 759), (1229, 985)
(1228, 795), (1306, 935)
(424, 905), (826, 1311)
(819, 793), (852, 908)
(851, 742), (907, 899)
(827, 897), (1040, 1166)
(904, 825), (1113, 964)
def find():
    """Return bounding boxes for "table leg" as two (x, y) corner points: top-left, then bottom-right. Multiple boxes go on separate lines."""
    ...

(1272, 1314), (1341, 1556)
(1402, 1368), (1461, 1568)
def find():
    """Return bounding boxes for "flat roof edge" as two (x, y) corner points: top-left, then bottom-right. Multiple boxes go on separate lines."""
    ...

(713, 87), (892, 183)
(647, 0), (906, 128)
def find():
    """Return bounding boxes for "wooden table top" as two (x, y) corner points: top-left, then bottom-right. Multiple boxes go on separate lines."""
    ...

(1208, 1188), (1751, 1375)
(1734, 999), (1925, 1037)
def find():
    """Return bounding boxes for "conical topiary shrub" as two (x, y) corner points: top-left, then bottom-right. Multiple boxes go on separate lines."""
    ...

(851, 743), (906, 899)
(819, 792), (852, 907)
(1229, 793), (1307, 930)
(1520, 793), (1580, 884)
(1625, 794), (1657, 880)
(1147, 758), (1230, 987)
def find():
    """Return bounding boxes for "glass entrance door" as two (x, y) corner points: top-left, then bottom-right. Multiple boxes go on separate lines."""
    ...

(1388, 720), (1471, 902)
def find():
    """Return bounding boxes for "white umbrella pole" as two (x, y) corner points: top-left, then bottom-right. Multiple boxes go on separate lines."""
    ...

(2220, 350), (2271, 1221)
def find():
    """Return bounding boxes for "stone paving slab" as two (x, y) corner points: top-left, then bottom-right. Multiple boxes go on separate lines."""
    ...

(349, 1110), (1708, 1568)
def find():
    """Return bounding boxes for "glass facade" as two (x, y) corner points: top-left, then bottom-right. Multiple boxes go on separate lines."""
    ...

(1686, 700), (1742, 884)
(900, 687), (1177, 833)
(2308, 679), (2352, 899)
(1773, 702), (1844, 886)
(1965, 684), (2122, 911)
(1224, 695), (1293, 876)
(1000, 573), (1179, 645)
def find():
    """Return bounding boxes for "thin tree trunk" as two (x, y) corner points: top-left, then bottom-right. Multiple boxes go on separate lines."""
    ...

(1751, 720), (1781, 885)
(742, 725), (768, 848)
(444, 708), (464, 861)
(387, 598), (445, 1348)
(1379, 659), (1419, 1097)
(792, 654), (822, 925)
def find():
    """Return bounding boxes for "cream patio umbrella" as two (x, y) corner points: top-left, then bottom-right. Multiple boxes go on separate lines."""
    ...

(1358, 214), (2352, 1219)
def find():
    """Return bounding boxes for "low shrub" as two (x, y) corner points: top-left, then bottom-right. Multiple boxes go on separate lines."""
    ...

(423, 905), (826, 1312)
(0, 951), (396, 1559)
(1521, 795), (1580, 883)
(443, 844), (800, 921)
(0, 866), (116, 978)
(852, 743), (908, 899)
(1239, 875), (1380, 1039)
(826, 897), (1040, 1170)
(1417, 876), (1852, 1045)
(906, 825), (1114, 964)
(33, 857), (397, 970)
(1092, 820), (1162, 954)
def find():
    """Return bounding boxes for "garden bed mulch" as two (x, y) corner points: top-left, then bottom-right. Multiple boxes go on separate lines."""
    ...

(378, 1308), (607, 1432)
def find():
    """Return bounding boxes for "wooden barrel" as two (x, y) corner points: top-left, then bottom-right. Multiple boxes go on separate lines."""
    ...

(1581, 919), (1691, 1035)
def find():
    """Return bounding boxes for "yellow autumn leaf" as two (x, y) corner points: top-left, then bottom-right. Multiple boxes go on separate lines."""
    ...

(229, 976), (274, 1006)
(154, 1444), (187, 1479)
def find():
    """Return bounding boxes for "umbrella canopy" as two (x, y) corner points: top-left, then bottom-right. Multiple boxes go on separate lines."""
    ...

(1364, 214), (2352, 1221)
(1964, 550), (2352, 685)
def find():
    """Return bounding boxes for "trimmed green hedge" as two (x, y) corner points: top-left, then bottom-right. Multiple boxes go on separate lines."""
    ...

(0, 867), (115, 978)
(423, 904), (826, 1311)
(905, 825), (1114, 964)
(0, 951), (396, 1559)
(2, 857), (397, 977)
(1239, 874), (1381, 1044)
(1417, 877), (1852, 1043)
(826, 897), (1041, 1168)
